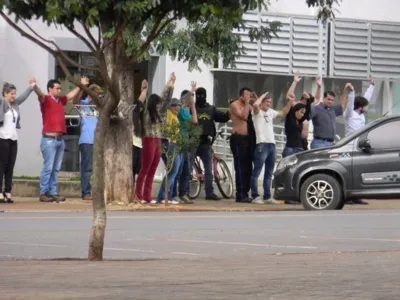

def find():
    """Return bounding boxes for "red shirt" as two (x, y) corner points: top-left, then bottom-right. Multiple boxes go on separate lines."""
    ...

(40, 95), (68, 134)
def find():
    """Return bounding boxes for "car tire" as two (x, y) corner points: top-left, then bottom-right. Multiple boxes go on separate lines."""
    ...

(300, 174), (343, 211)
(335, 199), (346, 210)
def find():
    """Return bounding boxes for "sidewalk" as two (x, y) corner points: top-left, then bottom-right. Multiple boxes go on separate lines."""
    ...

(2, 197), (400, 213)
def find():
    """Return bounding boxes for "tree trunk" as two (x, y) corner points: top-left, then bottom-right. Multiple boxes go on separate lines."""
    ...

(88, 110), (109, 261)
(104, 68), (135, 204)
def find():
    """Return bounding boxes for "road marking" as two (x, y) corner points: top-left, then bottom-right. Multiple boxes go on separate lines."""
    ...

(165, 238), (317, 249)
(3, 211), (400, 220)
(104, 247), (155, 253)
(0, 242), (67, 248)
(300, 235), (400, 243)
(171, 252), (200, 256)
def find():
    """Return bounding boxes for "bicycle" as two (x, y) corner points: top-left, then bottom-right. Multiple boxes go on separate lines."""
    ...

(188, 131), (234, 199)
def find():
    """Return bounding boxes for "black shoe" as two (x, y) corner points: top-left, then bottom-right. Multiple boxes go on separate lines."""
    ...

(352, 199), (368, 205)
(206, 193), (221, 201)
(236, 197), (252, 203)
(4, 192), (13, 203)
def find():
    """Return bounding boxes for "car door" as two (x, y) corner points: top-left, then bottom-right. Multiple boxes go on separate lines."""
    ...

(352, 119), (400, 192)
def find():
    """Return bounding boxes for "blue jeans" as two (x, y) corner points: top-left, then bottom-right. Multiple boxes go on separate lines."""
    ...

(80, 143), (93, 198)
(310, 138), (333, 149)
(282, 146), (304, 158)
(196, 143), (214, 197)
(173, 152), (192, 198)
(157, 144), (183, 201)
(39, 137), (65, 195)
(250, 143), (276, 200)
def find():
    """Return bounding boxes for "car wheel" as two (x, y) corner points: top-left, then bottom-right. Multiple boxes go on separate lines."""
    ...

(300, 174), (343, 210)
(335, 199), (346, 210)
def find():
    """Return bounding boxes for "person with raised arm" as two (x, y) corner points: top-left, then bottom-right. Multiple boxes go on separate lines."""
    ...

(0, 79), (36, 203)
(32, 77), (89, 203)
(249, 91), (294, 205)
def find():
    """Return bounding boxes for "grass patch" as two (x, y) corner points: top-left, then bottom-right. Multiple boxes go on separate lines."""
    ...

(13, 176), (80, 182)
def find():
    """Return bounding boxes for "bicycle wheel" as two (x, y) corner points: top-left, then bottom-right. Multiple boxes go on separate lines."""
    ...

(214, 158), (233, 199)
(188, 163), (202, 200)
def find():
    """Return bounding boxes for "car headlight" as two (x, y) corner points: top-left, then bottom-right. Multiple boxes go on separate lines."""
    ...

(276, 155), (298, 171)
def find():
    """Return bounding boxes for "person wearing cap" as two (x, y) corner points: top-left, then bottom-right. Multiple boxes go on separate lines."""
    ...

(195, 87), (230, 201)
(74, 83), (103, 201)
(155, 97), (193, 204)
(172, 83), (198, 204)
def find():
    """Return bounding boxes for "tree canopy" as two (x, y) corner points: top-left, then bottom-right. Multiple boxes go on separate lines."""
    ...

(1, 0), (339, 84)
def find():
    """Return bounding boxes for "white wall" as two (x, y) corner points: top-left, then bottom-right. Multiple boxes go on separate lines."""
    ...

(165, 57), (215, 104)
(267, 0), (400, 23)
(0, 15), (95, 176)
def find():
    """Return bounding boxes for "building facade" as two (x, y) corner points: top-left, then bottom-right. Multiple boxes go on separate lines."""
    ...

(1, 0), (400, 177)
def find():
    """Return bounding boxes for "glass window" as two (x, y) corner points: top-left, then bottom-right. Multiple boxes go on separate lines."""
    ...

(367, 120), (400, 150)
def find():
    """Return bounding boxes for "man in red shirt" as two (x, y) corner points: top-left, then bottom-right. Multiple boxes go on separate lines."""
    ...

(32, 77), (88, 202)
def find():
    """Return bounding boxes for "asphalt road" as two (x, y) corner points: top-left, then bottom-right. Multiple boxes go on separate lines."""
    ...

(1, 210), (400, 299)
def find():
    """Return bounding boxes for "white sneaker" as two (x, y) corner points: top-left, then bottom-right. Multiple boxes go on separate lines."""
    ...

(140, 200), (148, 204)
(4, 193), (11, 199)
(162, 200), (180, 205)
(264, 199), (280, 205)
(0, 193), (4, 201)
(252, 197), (265, 205)
(150, 200), (160, 205)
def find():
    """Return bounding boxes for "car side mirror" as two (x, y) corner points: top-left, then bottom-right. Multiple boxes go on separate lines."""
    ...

(358, 138), (371, 153)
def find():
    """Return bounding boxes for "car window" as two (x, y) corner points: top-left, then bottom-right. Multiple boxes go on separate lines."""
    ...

(367, 120), (400, 150)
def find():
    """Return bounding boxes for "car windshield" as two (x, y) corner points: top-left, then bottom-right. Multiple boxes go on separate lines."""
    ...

(334, 118), (385, 147)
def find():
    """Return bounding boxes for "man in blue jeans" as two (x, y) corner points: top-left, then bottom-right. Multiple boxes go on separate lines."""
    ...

(310, 80), (348, 149)
(74, 84), (102, 200)
(250, 92), (293, 205)
(195, 87), (230, 200)
(33, 77), (88, 202)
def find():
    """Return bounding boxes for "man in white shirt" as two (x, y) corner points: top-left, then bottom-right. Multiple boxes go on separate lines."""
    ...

(250, 92), (293, 204)
(343, 79), (375, 206)
(344, 79), (375, 136)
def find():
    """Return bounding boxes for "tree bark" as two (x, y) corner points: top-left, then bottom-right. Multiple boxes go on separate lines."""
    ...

(88, 110), (109, 261)
(103, 44), (135, 205)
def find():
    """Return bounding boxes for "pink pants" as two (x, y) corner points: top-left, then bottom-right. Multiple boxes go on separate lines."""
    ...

(135, 137), (161, 201)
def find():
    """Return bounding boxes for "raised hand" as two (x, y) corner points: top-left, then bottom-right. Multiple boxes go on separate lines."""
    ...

(81, 76), (89, 85)
(370, 78), (375, 86)
(294, 74), (302, 83)
(316, 77), (322, 87)
(190, 81), (197, 92)
(344, 82), (353, 91)
(141, 79), (148, 92)
(29, 78), (37, 87)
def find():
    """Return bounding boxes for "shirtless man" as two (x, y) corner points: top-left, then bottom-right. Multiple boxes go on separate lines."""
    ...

(229, 87), (253, 203)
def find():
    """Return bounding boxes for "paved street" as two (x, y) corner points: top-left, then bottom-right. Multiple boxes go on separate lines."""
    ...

(1, 210), (400, 299)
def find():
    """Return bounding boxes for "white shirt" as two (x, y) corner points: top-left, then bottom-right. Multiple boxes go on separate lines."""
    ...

(343, 84), (374, 136)
(0, 109), (18, 140)
(252, 108), (278, 144)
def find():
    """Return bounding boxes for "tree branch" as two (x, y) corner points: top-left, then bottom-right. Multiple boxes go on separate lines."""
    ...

(65, 24), (97, 53)
(137, 14), (178, 58)
(97, 22), (102, 47)
(18, 18), (99, 72)
(0, 11), (56, 55)
(80, 19), (100, 50)
(101, 20), (128, 52)
(55, 55), (103, 108)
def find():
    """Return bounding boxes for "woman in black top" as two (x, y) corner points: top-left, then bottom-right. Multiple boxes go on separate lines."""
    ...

(282, 103), (309, 158)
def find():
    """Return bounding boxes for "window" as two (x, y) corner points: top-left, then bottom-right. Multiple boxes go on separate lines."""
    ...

(367, 121), (400, 150)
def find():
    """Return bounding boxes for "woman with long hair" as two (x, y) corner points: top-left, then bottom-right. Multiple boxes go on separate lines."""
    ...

(0, 79), (36, 203)
(135, 74), (174, 203)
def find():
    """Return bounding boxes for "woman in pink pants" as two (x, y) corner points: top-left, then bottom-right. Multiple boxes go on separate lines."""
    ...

(135, 76), (174, 203)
